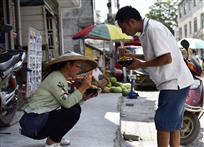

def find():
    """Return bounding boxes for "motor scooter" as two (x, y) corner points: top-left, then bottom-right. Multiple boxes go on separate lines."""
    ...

(180, 39), (204, 145)
(0, 24), (26, 126)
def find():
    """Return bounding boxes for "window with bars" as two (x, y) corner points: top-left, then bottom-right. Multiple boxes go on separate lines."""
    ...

(188, 0), (191, 11)
(47, 16), (54, 49)
(189, 21), (192, 35)
(178, 7), (182, 18)
(184, 24), (187, 37)
(194, 17), (197, 33)
(201, 13), (204, 29)
(193, 0), (196, 7)
(179, 27), (182, 39)
(183, 4), (186, 15)
(46, 9), (58, 52)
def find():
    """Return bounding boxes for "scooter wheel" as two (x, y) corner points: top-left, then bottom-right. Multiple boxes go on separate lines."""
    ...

(180, 111), (200, 145)
(0, 97), (18, 127)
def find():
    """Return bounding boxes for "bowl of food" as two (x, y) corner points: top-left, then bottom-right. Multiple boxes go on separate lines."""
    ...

(118, 56), (133, 67)
(84, 86), (101, 96)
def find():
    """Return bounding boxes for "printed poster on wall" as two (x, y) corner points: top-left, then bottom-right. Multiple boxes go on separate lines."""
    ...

(26, 27), (42, 97)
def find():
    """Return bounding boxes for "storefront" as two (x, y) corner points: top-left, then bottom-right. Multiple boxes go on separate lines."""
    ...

(0, 0), (20, 51)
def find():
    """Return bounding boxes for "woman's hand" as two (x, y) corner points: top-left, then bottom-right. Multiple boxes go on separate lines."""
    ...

(83, 92), (98, 101)
(97, 78), (109, 89)
(78, 71), (93, 94)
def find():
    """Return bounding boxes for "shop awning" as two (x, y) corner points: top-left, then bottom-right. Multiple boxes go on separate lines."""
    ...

(20, 0), (44, 6)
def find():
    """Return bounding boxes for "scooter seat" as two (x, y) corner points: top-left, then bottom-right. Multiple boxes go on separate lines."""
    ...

(0, 54), (13, 71)
(186, 79), (203, 106)
(7, 50), (21, 65)
(0, 51), (21, 71)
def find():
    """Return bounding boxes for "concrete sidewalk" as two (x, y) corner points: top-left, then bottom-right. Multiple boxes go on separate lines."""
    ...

(115, 91), (204, 147)
(0, 92), (203, 147)
(114, 92), (158, 147)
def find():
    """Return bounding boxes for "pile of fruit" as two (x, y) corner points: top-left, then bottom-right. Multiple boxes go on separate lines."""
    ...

(103, 76), (132, 96)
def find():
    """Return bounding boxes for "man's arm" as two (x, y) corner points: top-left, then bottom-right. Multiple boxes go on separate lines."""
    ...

(127, 53), (172, 70)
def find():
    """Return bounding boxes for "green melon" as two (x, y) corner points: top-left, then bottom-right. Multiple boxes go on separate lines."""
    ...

(110, 86), (122, 93)
(122, 89), (130, 96)
(110, 77), (117, 84)
(122, 83), (131, 89)
(106, 82), (112, 87)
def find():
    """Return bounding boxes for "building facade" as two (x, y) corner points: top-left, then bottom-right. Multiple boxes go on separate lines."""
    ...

(176, 0), (204, 40)
(20, 0), (81, 60)
(0, 0), (20, 51)
(62, 0), (94, 54)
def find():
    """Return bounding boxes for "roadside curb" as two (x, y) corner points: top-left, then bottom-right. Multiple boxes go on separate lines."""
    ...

(115, 92), (158, 147)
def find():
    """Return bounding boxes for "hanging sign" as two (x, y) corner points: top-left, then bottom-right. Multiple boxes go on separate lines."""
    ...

(26, 27), (42, 97)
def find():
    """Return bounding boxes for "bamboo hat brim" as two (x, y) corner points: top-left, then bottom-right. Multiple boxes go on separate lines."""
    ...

(45, 52), (97, 74)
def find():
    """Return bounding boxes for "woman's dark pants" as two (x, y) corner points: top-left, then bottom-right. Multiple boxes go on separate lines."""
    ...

(34, 104), (81, 142)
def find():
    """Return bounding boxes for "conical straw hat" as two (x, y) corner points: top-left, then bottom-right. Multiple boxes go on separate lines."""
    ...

(45, 52), (97, 74)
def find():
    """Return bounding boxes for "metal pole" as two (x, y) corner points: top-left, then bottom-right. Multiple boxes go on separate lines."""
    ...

(3, 0), (9, 50)
(107, 0), (113, 24)
(116, 0), (120, 10)
(107, 0), (114, 73)
(58, 7), (64, 55)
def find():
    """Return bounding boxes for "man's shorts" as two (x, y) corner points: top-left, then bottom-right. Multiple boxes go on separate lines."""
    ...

(154, 86), (190, 132)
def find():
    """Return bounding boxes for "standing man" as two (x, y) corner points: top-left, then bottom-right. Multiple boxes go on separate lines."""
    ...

(115, 6), (194, 147)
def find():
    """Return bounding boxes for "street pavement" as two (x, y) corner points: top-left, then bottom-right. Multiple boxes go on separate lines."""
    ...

(115, 91), (204, 147)
(0, 93), (120, 147)
(0, 92), (203, 147)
